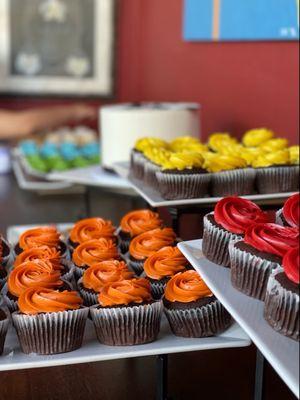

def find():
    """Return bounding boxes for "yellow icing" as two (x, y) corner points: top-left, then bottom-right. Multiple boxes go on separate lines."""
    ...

(134, 137), (169, 152)
(208, 133), (238, 152)
(289, 146), (300, 165)
(252, 149), (290, 168)
(143, 148), (172, 165)
(239, 147), (263, 165)
(203, 152), (247, 172)
(161, 152), (204, 170)
(242, 128), (274, 147)
(259, 138), (289, 153)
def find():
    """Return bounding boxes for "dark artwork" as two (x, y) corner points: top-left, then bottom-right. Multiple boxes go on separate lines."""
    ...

(9, 0), (95, 78)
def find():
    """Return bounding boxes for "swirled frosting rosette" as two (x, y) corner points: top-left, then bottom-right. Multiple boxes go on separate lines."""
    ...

(69, 217), (116, 246)
(14, 246), (61, 269)
(281, 193), (299, 228)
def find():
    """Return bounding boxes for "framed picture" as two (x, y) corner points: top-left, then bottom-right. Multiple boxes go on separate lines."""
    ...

(0, 0), (116, 97)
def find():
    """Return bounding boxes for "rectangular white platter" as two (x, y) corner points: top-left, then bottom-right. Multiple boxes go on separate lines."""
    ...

(178, 240), (300, 398)
(1, 224), (250, 371)
(114, 161), (297, 207)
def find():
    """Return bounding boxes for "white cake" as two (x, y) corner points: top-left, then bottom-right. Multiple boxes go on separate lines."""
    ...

(100, 102), (201, 169)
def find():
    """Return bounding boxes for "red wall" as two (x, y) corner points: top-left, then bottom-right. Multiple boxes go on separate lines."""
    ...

(0, 0), (299, 143)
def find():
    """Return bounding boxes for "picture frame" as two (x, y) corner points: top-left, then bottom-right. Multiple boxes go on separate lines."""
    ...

(0, 0), (116, 97)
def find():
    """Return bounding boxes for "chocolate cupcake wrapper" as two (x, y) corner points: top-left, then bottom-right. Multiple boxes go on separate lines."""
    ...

(116, 228), (131, 254)
(164, 300), (232, 338)
(0, 277), (7, 290)
(144, 161), (161, 188)
(12, 307), (89, 355)
(1, 238), (11, 268)
(77, 279), (99, 306)
(156, 171), (211, 200)
(73, 265), (86, 281)
(60, 259), (75, 284)
(264, 267), (299, 341)
(90, 301), (163, 346)
(255, 165), (299, 194)
(275, 209), (284, 226)
(202, 213), (242, 268)
(150, 280), (167, 300)
(130, 151), (146, 180)
(229, 240), (281, 301)
(211, 168), (256, 197)
(1, 284), (19, 313)
(128, 259), (145, 275)
(0, 313), (9, 355)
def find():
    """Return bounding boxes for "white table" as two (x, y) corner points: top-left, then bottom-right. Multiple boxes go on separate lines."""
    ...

(178, 240), (299, 399)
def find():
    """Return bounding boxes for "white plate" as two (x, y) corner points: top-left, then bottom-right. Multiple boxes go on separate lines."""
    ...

(178, 240), (300, 398)
(114, 162), (297, 207)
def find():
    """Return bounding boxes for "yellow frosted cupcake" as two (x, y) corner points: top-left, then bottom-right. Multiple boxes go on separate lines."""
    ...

(155, 152), (211, 200)
(142, 147), (172, 188)
(208, 133), (238, 152)
(242, 128), (274, 147)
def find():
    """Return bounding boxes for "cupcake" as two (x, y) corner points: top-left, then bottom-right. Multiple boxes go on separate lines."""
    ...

(15, 226), (68, 258)
(118, 209), (163, 253)
(229, 223), (299, 300)
(163, 270), (231, 337)
(3, 259), (64, 312)
(72, 238), (120, 279)
(202, 197), (270, 267)
(142, 147), (172, 188)
(208, 133), (238, 152)
(276, 193), (299, 227)
(170, 136), (207, 153)
(252, 149), (299, 194)
(0, 308), (9, 355)
(77, 260), (134, 306)
(129, 228), (177, 275)
(69, 217), (116, 250)
(143, 246), (188, 298)
(264, 247), (299, 341)
(12, 287), (88, 354)
(90, 278), (162, 346)
(0, 235), (11, 268)
(156, 152), (211, 200)
(242, 128), (274, 147)
(203, 153), (256, 197)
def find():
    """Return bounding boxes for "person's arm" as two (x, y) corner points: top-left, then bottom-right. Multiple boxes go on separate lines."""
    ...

(0, 104), (97, 140)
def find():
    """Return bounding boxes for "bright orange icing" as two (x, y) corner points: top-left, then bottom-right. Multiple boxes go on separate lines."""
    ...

(18, 287), (83, 315)
(129, 228), (176, 260)
(70, 217), (115, 244)
(165, 270), (212, 302)
(72, 238), (119, 268)
(99, 278), (152, 306)
(14, 246), (61, 269)
(144, 246), (188, 279)
(8, 260), (63, 297)
(19, 227), (60, 250)
(120, 210), (163, 237)
(82, 260), (134, 292)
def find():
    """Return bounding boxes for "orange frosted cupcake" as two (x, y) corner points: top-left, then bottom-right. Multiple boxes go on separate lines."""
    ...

(90, 278), (162, 346)
(118, 209), (163, 254)
(72, 238), (120, 279)
(143, 246), (189, 298)
(163, 271), (231, 337)
(12, 287), (88, 354)
(69, 217), (116, 249)
(129, 227), (177, 275)
(78, 260), (134, 306)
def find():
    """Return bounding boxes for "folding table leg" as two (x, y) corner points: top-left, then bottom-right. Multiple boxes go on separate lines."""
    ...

(156, 354), (169, 400)
(168, 208), (180, 235)
(254, 349), (265, 400)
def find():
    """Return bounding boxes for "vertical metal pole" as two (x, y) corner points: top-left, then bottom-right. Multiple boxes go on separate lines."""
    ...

(156, 354), (169, 400)
(168, 207), (180, 236)
(254, 349), (265, 400)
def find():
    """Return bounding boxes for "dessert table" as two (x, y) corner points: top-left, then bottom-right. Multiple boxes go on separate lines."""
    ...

(178, 239), (300, 399)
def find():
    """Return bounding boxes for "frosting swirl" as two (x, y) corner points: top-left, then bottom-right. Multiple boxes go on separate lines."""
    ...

(170, 137), (207, 153)
(203, 153), (247, 172)
(8, 260), (63, 297)
(144, 246), (188, 279)
(134, 137), (169, 152)
(18, 287), (82, 315)
(282, 193), (299, 228)
(143, 147), (172, 165)
(242, 128), (274, 147)
(72, 238), (119, 267)
(289, 145), (299, 165)
(251, 149), (290, 168)
(165, 270), (212, 302)
(244, 223), (299, 257)
(283, 247), (299, 284)
(19, 226), (60, 250)
(99, 278), (152, 306)
(208, 133), (238, 152)
(214, 197), (270, 234)
(82, 260), (133, 292)
(129, 228), (176, 260)
(14, 246), (61, 269)
(120, 209), (163, 237)
(70, 217), (115, 244)
(259, 138), (288, 153)
(160, 152), (204, 170)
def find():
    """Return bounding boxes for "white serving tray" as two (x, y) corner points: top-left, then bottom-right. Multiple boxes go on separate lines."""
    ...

(114, 162), (297, 207)
(178, 240), (300, 398)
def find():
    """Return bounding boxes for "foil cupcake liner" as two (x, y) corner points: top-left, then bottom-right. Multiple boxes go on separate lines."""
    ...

(60, 259), (76, 284)
(130, 151), (146, 180)
(0, 276), (7, 290)
(128, 258), (145, 275)
(264, 266), (299, 341)
(77, 279), (99, 306)
(275, 209), (284, 226)
(211, 168), (256, 197)
(116, 228), (131, 255)
(150, 280), (167, 300)
(144, 161), (161, 188)
(202, 213), (242, 268)
(255, 165), (299, 194)
(164, 300), (232, 338)
(1, 238), (11, 268)
(156, 171), (211, 200)
(229, 240), (281, 301)
(1, 284), (19, 313)
(90, 301), (163, 346)
(12, 307), (89, 355)
(0, 310), (9, 355)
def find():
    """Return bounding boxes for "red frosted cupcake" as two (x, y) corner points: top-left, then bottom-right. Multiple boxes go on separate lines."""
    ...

(276, 193), (299, 228)
(264, 247), (299, 341)
(202, 197), (270, 267)
(229, 223), (299, 300)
